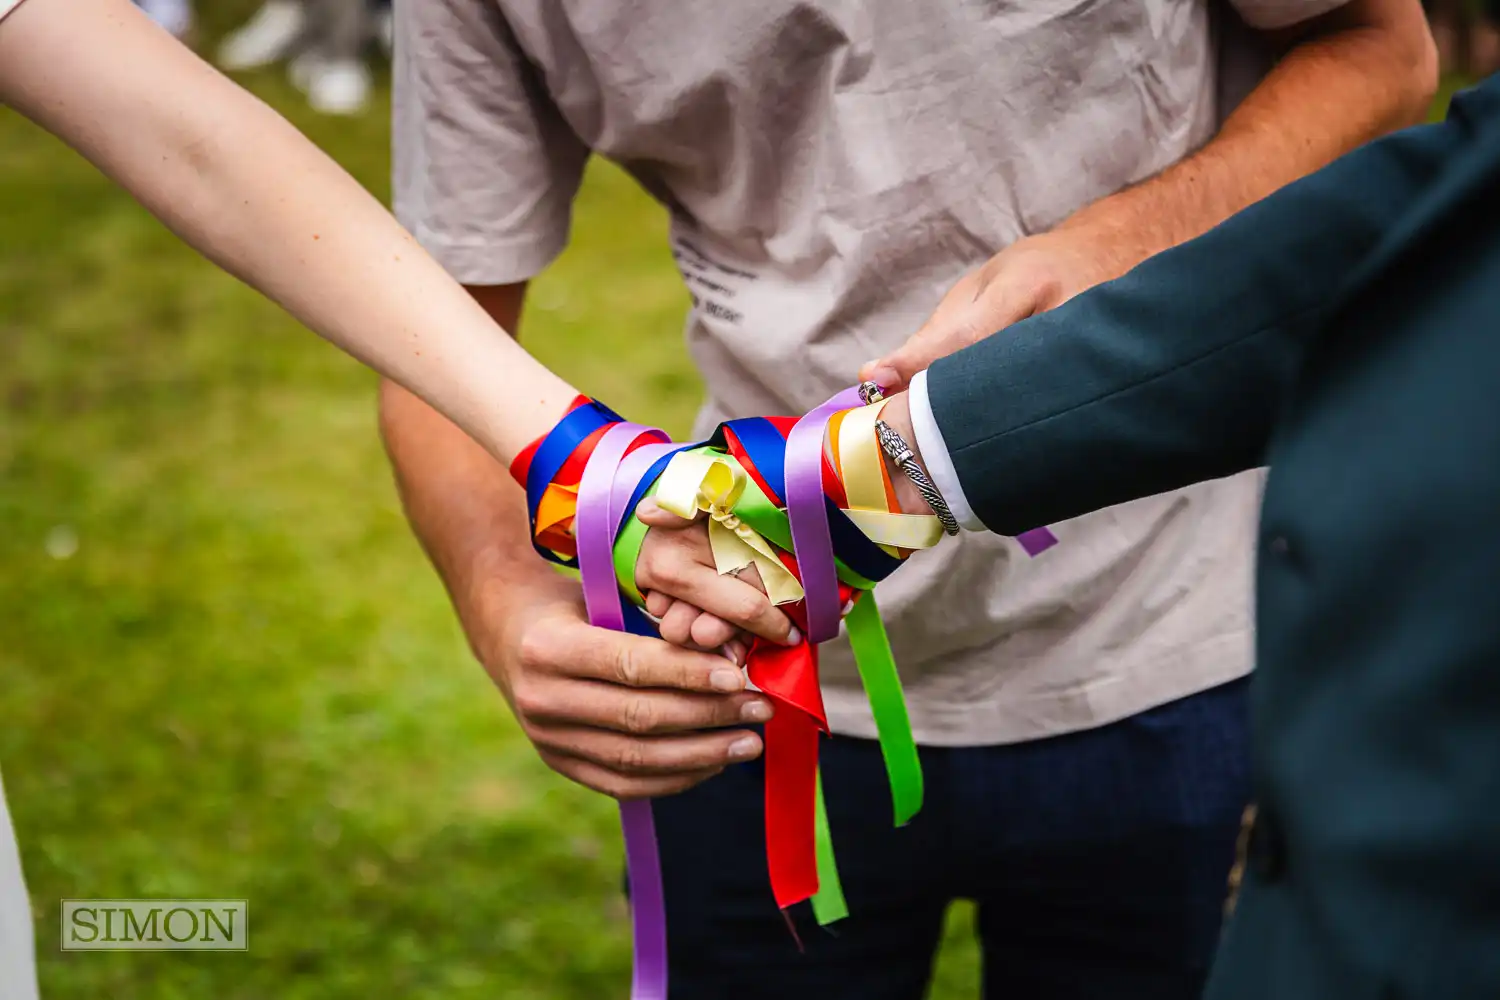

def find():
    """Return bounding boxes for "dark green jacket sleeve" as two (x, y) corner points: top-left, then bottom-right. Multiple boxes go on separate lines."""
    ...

(927, 78), (1500, 536)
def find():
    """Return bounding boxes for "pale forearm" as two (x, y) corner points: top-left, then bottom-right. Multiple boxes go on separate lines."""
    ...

(0, 0), (574, 465)
(1059, 0), (1437, 269)
(376, 282), (573, 668)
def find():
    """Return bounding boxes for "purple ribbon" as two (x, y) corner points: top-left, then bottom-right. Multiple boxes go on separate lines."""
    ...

(575, 422), (672, 1000)
(783, 386), (865, 643)
(1015, 527), (1058, 556)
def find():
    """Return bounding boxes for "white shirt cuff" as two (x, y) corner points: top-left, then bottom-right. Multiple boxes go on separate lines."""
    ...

(907, 370), (986, 532)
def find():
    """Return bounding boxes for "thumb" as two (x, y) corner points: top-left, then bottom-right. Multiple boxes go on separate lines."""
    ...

(860, 318), (973, 393)
(634, 497), (703, 530)
(864, 271), (1045, 390)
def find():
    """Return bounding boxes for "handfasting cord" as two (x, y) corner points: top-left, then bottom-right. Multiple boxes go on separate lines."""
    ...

(514, 388), (1058, 999)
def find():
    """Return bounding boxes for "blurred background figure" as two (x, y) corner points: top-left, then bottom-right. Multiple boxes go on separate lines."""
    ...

(1424, 0), (1500, 76)
(133, 0), (191, 39)
(217, 0), (391, 115)
(216, 0), (304, 69)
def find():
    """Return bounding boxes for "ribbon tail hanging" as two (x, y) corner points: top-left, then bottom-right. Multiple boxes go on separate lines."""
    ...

(810, 767), (849, 926)
(762, 704), (822, 910)
(620, 800), (668, 1000)
(748, 635), (827, 912)
(844, 593), (924, 826)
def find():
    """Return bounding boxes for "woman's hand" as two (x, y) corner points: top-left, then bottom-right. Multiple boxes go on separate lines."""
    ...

(632, 500), (791, 656)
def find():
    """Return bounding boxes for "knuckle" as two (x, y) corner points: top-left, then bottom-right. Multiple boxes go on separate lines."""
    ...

(612, 739), (652, 774)
(735, 591), (772, 623)
(637, 546), (664, 586)
(653, 558), (687, 589)
(516, 627), (555, 671)
(619, 696), (658, 735)
(510, 681), (547, 721)
(661, 619), (693, 649)
(644, 591), (672, 619)
(613, 644), (645, 687)
(537, 748), (573, 780)
(963, 323), (988, 347)
(691, 616), (730, 647)
(593, 769), (631, 800)
(1036, 273), (1066, 308)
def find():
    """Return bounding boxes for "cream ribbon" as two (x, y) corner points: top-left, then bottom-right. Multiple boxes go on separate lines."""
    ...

(653, 450), (806, 606)
(836, 399), (945, 552)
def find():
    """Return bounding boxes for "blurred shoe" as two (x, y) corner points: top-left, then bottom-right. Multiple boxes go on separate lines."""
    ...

(291, 55), (372, 116)
(135, 0), (193, 39)
(217, 0), (306, 71)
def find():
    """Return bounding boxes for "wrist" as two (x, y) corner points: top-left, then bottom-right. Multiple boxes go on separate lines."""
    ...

(873, 393), (933, 516)
(465, 550), (579, 670)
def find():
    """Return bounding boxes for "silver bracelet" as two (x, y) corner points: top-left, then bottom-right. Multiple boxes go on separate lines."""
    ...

(874, 420), (961, 536)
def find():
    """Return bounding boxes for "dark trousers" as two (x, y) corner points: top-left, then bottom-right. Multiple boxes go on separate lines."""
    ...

(649, 678), (1252, 999)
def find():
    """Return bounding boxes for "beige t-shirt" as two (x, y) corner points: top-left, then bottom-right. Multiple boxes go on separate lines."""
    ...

(393, 0), (1342, 746)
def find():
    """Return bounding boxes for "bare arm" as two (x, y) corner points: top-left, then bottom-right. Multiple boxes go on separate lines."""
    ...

(0, 0), (573, 461)
(0, 0), (788, 798)
(865, 0), (1438, 387)
(377, 286), (564, 672)
(380, 286), (786, 800)
(1054, 0), (1439, 271)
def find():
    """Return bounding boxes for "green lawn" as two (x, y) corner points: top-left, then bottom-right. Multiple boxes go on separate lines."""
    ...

(0, 12), (982, 999)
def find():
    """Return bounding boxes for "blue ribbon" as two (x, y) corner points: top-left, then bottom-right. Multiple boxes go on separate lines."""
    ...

(525, 401), (623, 566)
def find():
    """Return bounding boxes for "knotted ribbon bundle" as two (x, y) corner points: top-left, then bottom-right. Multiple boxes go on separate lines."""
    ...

(514, 388), (1058, 999)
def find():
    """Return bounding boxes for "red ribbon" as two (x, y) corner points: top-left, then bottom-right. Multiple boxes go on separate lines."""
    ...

(745, 548), (858, 912)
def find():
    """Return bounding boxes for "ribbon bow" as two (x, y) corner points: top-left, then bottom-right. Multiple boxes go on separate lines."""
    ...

(653, 449), (805, 606)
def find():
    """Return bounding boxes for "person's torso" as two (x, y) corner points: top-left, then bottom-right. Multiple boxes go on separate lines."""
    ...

(499, 0), (1260, 742)
(1215, 145), (1500, 1000)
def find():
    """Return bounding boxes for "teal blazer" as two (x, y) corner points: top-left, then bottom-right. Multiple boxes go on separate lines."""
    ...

(925, 75), (1500, 1000)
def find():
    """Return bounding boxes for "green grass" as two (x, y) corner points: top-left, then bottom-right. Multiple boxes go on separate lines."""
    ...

(0, 13), (982, 999)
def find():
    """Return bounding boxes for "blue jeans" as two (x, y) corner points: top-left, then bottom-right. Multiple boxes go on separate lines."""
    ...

(647, 678), (1251, 999)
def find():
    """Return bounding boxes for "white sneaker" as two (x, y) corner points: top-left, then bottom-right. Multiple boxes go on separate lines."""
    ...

(217, 0), (306, 71)
(295, 57), (372, 116)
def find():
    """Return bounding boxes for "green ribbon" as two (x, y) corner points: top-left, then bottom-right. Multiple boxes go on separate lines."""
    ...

(845, 593), (923, 826)
(612, 482), (658, 607)
(810, 768), (848, 926)
(729, 469), (879, 591)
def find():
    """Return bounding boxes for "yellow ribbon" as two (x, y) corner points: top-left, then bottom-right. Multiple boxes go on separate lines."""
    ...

(653, 450), (806, 606)
(836, 399), (944, 552)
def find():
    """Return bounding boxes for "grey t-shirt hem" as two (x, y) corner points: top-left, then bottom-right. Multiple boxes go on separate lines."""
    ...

(823, 627), (1254, 747)
(401, 220), (571, 288)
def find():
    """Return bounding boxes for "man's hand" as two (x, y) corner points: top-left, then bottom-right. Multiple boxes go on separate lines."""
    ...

(860, 227), (1130, 392)
(482, 581), (775, 800)
(862, 0), (1437, 394)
